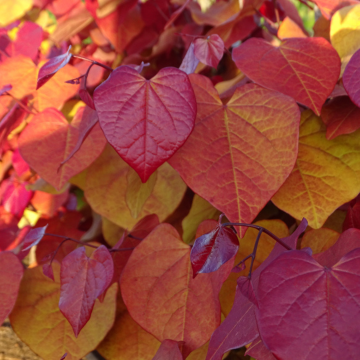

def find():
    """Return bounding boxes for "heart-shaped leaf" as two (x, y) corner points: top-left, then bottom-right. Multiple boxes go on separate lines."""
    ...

(232, 37), (340, 115)
(59, 245), (114, 336)
(169, 74), (300, 236)
(93, 66), (196, 182)
(256, 247), (360, 359)
(194, 34), (224, 68)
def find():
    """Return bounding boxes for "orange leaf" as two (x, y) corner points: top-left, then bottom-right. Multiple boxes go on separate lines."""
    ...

(169, 75), (300, 236)
(97, 296), (161, 359)
(19, 108), (106, 190)
(232, 37), (340, 115)
(85, 145), (187, 229)
(9, 263), (117, 360)
(300, 228), (340, 254)
(120, 223), (232, 357)
(278, 17), (307, 39)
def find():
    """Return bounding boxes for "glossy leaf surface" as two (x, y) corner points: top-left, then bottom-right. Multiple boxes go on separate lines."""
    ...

(93, 66), (196, 182)
(232, 37), (340, 115)
(191, 223), (238, 276)
(169, 75), (300, 236)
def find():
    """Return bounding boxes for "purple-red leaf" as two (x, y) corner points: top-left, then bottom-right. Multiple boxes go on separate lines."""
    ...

(190, 224), (238, 276)
(37, 46), (72, 90)
(0, 84), (12, 96)
(152, 340), (183, 360)
(93, 66), (196, 182)
(79, 77), (95, 110)
(59, 245), (114, 337)
(194, 34), (224, 68)
(237, 276), (257, 306)
(343, 48), (360, 108)
(22, 225), (48, 251)
(256, 248), (360, 359)
(205, 218), (307, 360)
(0, 251), (24, 325)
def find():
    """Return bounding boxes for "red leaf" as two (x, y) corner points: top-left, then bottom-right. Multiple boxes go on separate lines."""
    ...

(169, 75), (300, 237)
(343, 48), (360, 108)
(153, 340), (183, 360)
(1, 178), (32, 217)
(180, 42), (200, 75)
(232, 37), (340, 115)
(190, 224), (238, 276)
(60, 106), (99, 165)
(93, 66), (196, 182)
(0, 251), (24, 325)
(13, 22), (43, 61)
(256, 248), (360, 359)
(205, 218), (307, 360)
(194, 34), (224, 68)
(59, 245), (114, 336)
(22, 225), (48, 251)
(237, 276), (257, 306)
(37, 46), (72, 90)
(321, 96), (360, 139)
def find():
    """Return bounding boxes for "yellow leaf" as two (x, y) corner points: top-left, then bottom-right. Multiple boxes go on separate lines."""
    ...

(330, 4), (360, 72)
(126, 168), (157, 219)
(182, 194), (220, 244)
(0, 0), (33, 27)
(272, 110), (360, 229)
(300, 228), (340, 254)
(219, 220), (288, 316)
(10, 263), (117, 360)
(85, 145), (187, 229)
(102, 217), (125, 247)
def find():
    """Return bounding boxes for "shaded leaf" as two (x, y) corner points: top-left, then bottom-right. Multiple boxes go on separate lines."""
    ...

(85, 145), (186, 229)
(182, 195), (220, 244)
(10, 263), (117, 360)
(126, 168), (157, 219)
(153, 340), (183, 360)
(272, 110), (360, 228)
(59, 245), (114, 336)
(169, 75), (300, 236)
(321, 96), (360, 139)
(343, 198), (360, 230)
(232, 37), (340, 115)
(300, 228), (340, 254)
(93, 66), (196, 182)
(121, 223), (232, 358)
(0, 252), (23, 325)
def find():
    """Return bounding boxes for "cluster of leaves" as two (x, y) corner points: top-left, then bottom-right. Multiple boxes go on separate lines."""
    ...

(1, 0), (360, 359)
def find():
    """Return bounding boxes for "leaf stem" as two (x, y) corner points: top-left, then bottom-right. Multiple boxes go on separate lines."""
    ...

(72, 54), (113, 72)
(5, 93), (38, 115)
